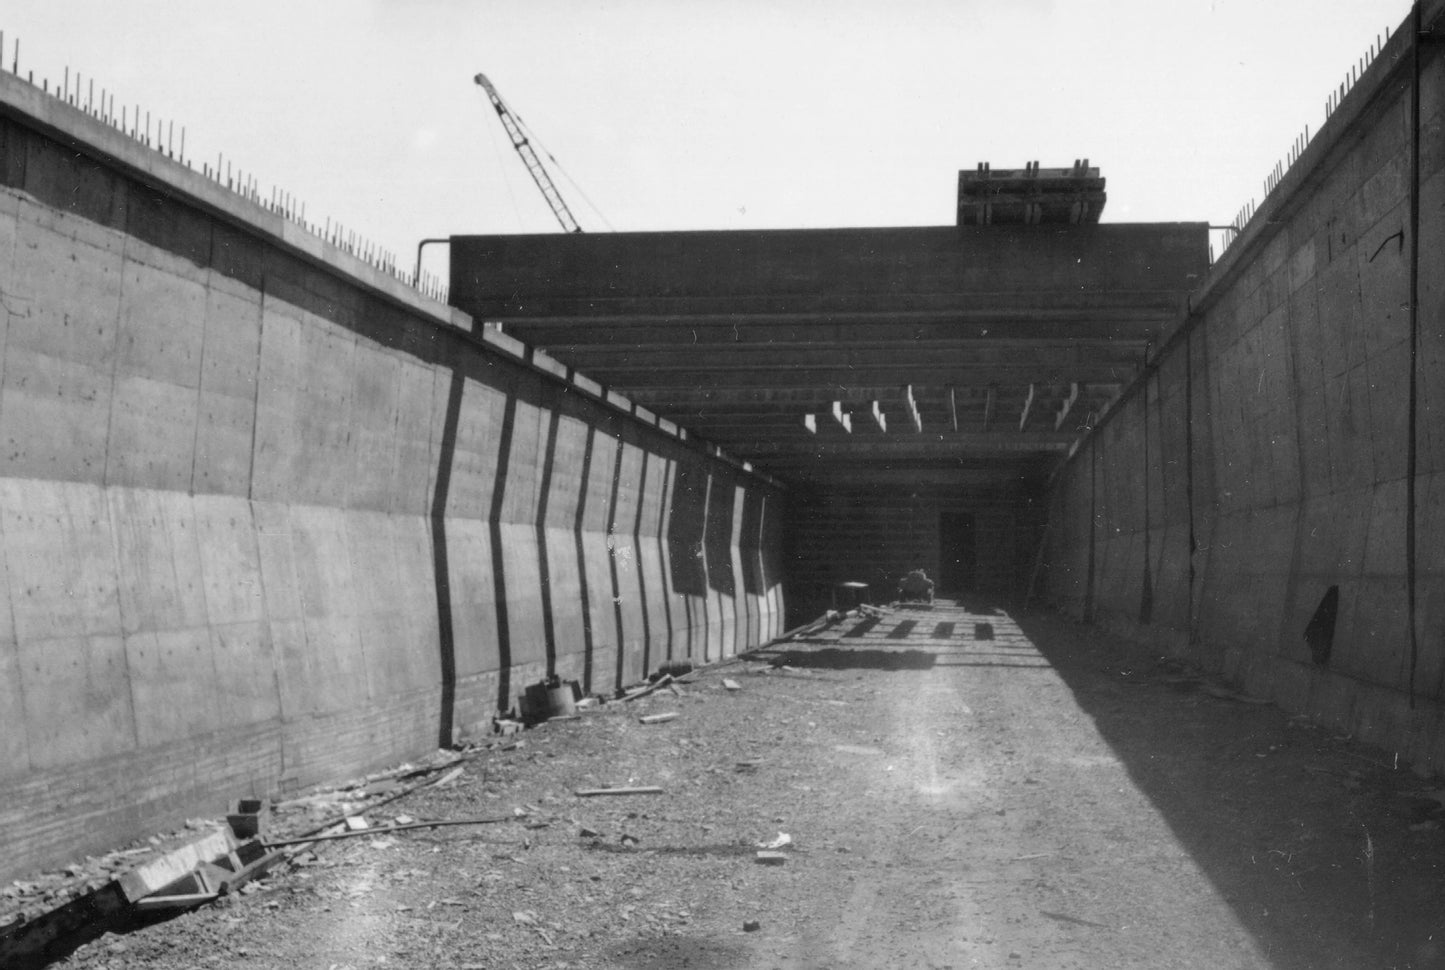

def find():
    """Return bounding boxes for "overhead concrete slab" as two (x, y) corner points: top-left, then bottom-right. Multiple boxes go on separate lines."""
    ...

(451, 223), (1208, 490)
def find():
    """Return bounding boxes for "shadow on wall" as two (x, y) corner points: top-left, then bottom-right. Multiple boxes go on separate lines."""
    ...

(429, 358), (785, 736)
(667, 460), (711, 659)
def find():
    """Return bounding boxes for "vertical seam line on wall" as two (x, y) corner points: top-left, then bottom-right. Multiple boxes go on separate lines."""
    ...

(1407, 0), (1422, 706)
(1141, 365), (1152, 624)
(535, 410), (559, 679)
(697, 475), (712, 661)
(1085, 433), (1097, 623)
(188, 264), (211, 496)
(656, 457), (675, 660)
(607, 435), (628, 691)
(1185, 326), (1198, 643)
(573, 426), (596, 689)
(247, 278), (265, 503)
(107, 223), (143, 751)
(633, 449), (653, 676)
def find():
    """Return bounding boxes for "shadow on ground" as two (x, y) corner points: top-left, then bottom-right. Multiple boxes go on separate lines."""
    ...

(601, 934), (750, 970)
(750, 647), (937, 671)
(1012, 609), (1445, 970)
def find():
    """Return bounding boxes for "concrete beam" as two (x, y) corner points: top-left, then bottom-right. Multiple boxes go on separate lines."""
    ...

(513, 316), (1168, 347)
(742, 433), (1075, 454)
(868, 401), (887, 433)
(1054, 382), (1080, 430)
(533, 341), (1147, 373)
(451, 224), (1209, 324)
(583, 362), (1141, 389)
(903, 386), (923, 433)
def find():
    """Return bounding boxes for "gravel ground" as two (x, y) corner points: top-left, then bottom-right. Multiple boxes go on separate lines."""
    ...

(24, 601), (1445, 969)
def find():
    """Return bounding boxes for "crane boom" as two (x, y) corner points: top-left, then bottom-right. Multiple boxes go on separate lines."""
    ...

(474, 73), (583, 234)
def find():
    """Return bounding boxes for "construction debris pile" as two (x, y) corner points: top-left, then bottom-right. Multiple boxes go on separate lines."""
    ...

(0, 649), (813, 969)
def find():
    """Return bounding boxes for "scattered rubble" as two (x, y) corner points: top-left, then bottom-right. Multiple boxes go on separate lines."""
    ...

(8, 614), (1445, 969)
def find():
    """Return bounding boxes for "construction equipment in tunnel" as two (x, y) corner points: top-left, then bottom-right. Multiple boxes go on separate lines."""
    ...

(474, 72), (585, 234)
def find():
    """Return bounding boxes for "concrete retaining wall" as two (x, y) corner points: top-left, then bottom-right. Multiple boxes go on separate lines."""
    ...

(1043, 7), (1445, 769)
(785, 487), (1039, 621)
(0, 71), (783, 883)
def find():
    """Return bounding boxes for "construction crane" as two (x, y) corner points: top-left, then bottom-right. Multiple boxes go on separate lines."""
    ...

(474, 73), (584, 234)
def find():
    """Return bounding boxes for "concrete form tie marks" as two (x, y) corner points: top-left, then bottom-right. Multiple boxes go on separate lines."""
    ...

(0, 29), (443, 301)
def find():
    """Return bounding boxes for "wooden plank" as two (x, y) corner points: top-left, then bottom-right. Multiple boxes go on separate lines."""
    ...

(622, 674), (673, 702)
(131, 893), (218, 913)
(639, 712), (680, 725)
(575, 787), (665, 797)
(1018, 383), (1035, 432)
(261, 816), (515, 849)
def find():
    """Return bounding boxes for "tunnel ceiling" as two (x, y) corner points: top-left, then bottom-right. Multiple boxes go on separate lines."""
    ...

(450, 223), (1209, 491)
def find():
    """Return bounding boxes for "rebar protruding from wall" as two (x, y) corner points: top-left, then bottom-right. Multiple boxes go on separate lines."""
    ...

(1, 27), (443, 303)
(1223, 20), (1394, 258)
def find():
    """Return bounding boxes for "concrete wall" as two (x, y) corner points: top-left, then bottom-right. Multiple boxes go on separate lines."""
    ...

(1043, 8), (1445, 769)
(785, 486), (1040, 621)
(0, 72), (783, 883)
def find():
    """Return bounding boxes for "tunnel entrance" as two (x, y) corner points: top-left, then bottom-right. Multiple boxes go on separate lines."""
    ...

(938, 511), (977, 594)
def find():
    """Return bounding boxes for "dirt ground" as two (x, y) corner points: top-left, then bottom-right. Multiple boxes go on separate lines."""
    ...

(34, 601), (1445, 969)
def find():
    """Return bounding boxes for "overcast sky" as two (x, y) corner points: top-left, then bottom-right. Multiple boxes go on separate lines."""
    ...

(2, 1), (1410, 282)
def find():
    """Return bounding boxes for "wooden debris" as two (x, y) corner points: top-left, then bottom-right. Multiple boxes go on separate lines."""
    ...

(574, 786), (665, 798)
(622, 675), (673, 702)
(639, 712), (679, 725)
(117, 829), (236, 903)
(262, 816), (517, 848)
(722, 678), (742, 692)
(755, 851), (788, 865)
(548, 714), (582, 722)
(131, 892), (218, 913)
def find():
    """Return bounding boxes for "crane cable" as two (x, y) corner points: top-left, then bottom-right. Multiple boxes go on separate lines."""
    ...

(507, 104), (616, 233)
